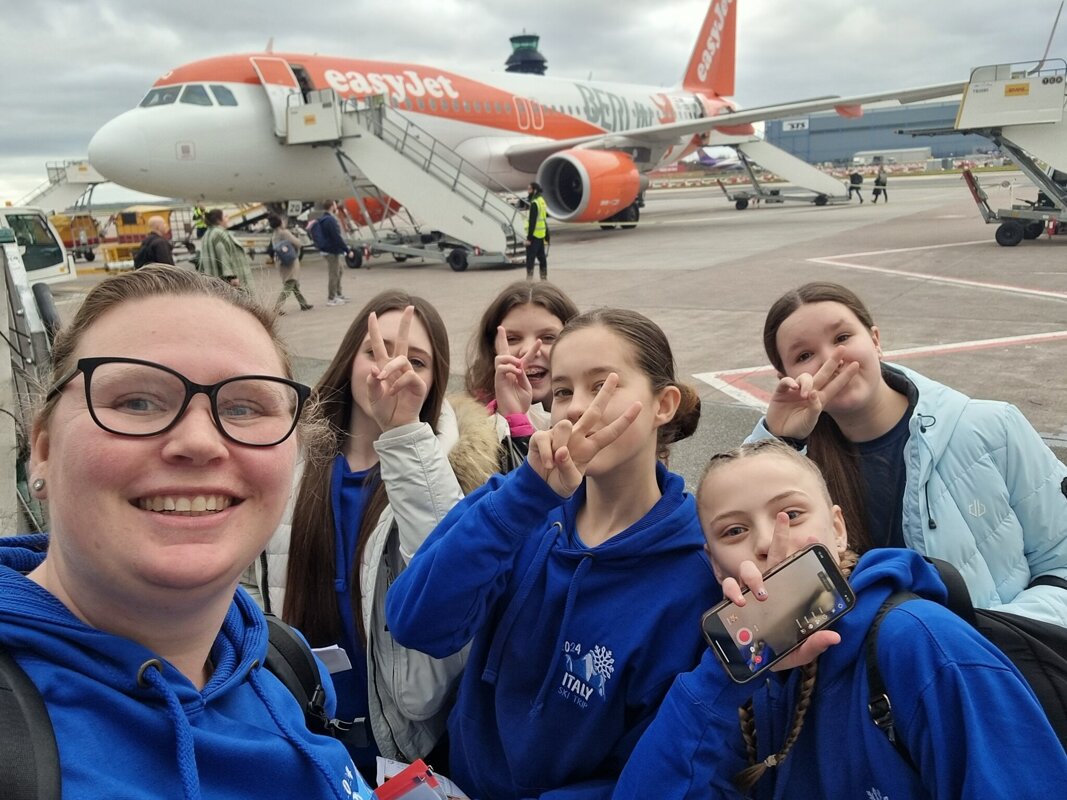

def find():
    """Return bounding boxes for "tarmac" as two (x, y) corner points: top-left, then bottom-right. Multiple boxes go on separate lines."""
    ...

(51, 172), (1067, 486)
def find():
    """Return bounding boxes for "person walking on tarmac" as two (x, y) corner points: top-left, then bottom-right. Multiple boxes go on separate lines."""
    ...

(872, 167), (889, 203)
(192, 203), (208, 239)
(847, 171), (865, 203)
(524, 182), (549, 281)
(318, 200), (354, 306)
(199, 208), (254, 291)
(133, 216), (175, 268)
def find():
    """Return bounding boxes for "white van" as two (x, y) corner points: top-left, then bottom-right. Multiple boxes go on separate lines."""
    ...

(0, 207), (76, 284)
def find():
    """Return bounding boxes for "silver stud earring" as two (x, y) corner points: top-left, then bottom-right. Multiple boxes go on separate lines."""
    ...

(32, 478), (45, 492)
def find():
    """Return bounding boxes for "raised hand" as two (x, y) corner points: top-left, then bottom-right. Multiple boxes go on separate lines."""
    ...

(765, 346), (860, 440)
(493, 325), (538, 416)
(527, 373), (642, 497)
(719, 513), (838, 671)
(366, 307), (428, 431)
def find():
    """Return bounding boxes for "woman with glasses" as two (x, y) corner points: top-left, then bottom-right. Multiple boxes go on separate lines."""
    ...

(0, 266), (374, 799)
(259, 291), (499, 780)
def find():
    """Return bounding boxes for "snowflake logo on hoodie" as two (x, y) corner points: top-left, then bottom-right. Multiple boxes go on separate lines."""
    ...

(562, 644), (615, 703)
(866, 788), (889, 800)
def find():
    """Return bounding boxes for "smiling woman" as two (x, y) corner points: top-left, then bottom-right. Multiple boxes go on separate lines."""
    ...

(0, 266), (374, 799)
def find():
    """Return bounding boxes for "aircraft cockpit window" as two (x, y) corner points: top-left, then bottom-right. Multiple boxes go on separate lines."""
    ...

(210, 85), (239, 106)
(180, 85), (213, 106)
(139, 86), (181, 107)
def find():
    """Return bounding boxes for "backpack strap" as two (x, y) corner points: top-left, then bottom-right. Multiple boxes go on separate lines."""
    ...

(1030, 574), (1067, 592)
(0, 648), (61, 800)
(262, 614), (369, 749)
(924, 557), (977, 627)
(865, 591), (920, 772)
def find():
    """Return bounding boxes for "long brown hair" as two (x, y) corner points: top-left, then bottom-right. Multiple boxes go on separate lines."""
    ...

(284, 290), (450, 646)
(556, 308), (701, 460)
(464, 280), (578, 402)
(762, 282), (878, 553)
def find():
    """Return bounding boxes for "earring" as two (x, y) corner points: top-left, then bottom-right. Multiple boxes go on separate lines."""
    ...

(32, 478), (45, 493)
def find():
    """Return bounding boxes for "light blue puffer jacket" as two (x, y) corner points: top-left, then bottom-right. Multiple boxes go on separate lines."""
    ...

(749, 363), (1067, 627)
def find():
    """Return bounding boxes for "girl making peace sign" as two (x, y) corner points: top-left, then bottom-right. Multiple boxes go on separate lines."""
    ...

(257, 291), (500, 777)
(388, 308), (717, 800)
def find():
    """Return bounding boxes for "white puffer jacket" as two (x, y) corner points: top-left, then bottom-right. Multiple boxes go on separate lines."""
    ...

(256, 395), (499, 760)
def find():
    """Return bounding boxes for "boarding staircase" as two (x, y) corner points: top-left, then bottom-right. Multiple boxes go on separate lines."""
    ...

(954, 60), (1067, 210)
(283, 88), (525, 267)
(17, 159), (107, 215)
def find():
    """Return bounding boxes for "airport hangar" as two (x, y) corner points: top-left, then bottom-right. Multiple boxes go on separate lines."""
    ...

(763, 100), (980, 164)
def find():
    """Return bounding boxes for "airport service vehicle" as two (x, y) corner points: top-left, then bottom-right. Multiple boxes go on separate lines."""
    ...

(0, 208), (76, 285)
(87, 1), (963, 269)
(947, 60), (1067, 246)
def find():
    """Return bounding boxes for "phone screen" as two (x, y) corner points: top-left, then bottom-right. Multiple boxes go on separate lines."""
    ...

(702, 544), (855, 682)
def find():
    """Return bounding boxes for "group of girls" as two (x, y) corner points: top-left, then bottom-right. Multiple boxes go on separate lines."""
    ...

(256, 275), (1067, 798)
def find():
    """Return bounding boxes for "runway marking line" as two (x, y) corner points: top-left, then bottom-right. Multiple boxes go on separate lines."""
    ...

(808, 240), (1067, 302)
(694, 329), (1067, 409)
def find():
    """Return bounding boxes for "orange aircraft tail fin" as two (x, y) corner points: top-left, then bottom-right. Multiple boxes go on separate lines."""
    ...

(682, 0), (737, 97)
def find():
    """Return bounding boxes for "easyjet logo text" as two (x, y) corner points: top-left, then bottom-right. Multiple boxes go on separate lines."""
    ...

(696, 0), (734, 83)
(324, 69), (459, 103)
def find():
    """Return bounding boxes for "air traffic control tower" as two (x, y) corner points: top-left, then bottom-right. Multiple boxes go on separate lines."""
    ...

(505, 32), (547, 75)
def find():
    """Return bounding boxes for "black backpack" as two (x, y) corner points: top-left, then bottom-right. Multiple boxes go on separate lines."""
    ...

(866, 558), (1067, 767)
(0, 614), (368, 800)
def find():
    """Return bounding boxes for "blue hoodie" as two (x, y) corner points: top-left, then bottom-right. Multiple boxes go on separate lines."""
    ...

(386, 461), (720, 800)
(615, 549), (1067, 799)
(0, 534), (375, 800)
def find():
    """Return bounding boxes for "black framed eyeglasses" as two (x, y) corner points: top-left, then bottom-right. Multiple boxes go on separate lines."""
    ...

(46, 357), (311, 447)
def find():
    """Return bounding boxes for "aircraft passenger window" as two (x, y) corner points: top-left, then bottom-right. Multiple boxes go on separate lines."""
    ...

(7, 214), (63, 272)
(463, 101), (470, 112)
(210, 85), (239, 106)
(417, 98), (425, 110)
(504, 103), (511, 113)
(180, 85), (213, 106)
(429, 99), (438, 111)
(495, 102), (503, 114)
(474, 101), (482, 113)
(139, 86), (180, 107)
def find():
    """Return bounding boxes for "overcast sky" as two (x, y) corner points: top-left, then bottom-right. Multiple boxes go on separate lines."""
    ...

(2, 0), (1063, 203)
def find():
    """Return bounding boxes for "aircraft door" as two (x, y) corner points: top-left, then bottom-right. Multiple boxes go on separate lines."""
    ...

(250, 57), (302, 138)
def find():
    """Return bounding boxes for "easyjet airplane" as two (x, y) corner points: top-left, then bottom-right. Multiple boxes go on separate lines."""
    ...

(88, 0), (963, 226)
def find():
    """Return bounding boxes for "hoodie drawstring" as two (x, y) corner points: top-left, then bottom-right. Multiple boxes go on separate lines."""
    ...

(530, 552), (595, 717)
(249, 668), (351, 800)
(138, 660), (202, 800)
(482, 523), (563, 684)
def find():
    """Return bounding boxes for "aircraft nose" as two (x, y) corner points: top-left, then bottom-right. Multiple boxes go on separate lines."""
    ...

(89, 112), (148, 187)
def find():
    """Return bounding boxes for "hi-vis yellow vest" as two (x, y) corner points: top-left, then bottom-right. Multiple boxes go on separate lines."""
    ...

(527, 195), (548, 239)
(192, 206), (207, 230)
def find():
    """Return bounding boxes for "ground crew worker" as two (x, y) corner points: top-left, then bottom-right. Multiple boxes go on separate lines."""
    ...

(525, 182), (549, 281)
(193, 203), (208, 239)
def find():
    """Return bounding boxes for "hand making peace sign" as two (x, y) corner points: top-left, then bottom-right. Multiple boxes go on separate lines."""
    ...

(493, 325), (540, 417)
(366, 306), (429, 431)
(765, 345), (860, 440)
(528, 373), (642, 498)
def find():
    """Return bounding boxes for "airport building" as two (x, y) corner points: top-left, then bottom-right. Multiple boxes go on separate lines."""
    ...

(764, 101), (982, 165)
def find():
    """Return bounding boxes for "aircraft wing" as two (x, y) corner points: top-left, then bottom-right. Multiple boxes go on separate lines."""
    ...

(505, 80), (967, 172)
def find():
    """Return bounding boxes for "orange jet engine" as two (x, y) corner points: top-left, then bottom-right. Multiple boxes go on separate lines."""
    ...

(537, 149), (641, 223)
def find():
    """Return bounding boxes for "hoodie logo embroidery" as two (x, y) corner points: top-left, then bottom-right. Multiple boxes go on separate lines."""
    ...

(968, 499), (987, 518)
(559, 643), (615, 708)
(866, 789), (889, 800)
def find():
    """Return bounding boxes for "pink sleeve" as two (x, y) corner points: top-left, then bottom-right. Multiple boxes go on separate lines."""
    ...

(505, 413), (535, 437)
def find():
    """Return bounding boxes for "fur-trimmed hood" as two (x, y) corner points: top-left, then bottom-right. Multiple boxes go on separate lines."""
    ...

(444, 393), (503, 495)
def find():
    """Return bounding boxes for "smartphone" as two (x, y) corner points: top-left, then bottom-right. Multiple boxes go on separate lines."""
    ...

(701, 544), (855, 683)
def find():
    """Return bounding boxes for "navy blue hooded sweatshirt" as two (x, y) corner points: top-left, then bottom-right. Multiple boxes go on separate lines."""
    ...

(386, 461), (720, 800)
(0, 534), (374, 800)
(615, 549), (1067, 799)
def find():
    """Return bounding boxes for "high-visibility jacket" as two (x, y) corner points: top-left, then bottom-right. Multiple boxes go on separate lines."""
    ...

(526, 195), (548, 239)
(192, 206), (207, 231)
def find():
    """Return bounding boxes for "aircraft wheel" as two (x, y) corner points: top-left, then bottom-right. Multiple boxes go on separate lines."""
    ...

(621, 205), (640, 230)
(814, 195), (829, 206)
(393, 254), (410, 263)
(735, 198), (749, 211)
(995, 222), (1024, 247)
(599, 223), (617, 230)
(346, 249), (364, 269)
(1023, 222), (1045, 240)
(84, 250), (96, 262)
(447, 248), (469, 272)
